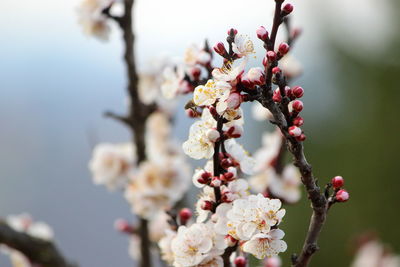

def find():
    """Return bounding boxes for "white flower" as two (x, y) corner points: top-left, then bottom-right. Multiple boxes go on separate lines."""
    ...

(351, 240), (400, 267)
(212, 60), (246, 83)
(161, 66), (185, 99)
(221, 194), (285, 241)
(159, 229), (177, 264)
(193, 80), (231, 107)
(280, 54), (303, 79)
(222, 179), (249, 202)
(232, 34), (255, 58)
(183, 109), (217, 160)
(171, 223), (214, 266)
(89, 143), (135, 190)
(149, 211), (171, 242)
(197, 256), (223, 267)
(242, 229), (287, 259)
(224, 139), (255, 175)
(192, 161), (213, 188)
(6, 214), (54, 241)
(269, 165), (302, 204)
(253, 131), (283, 173)
(124, 157), (190, 219)
(251, 102), (273, 121)
(184, 44), (212, 66)
(196, 186), (216, 223)
(77, 0), (112, 40)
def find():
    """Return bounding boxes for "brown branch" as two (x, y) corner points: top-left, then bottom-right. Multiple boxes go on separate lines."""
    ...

(258, 1), (331, 266)
(0, 221), (77, 267)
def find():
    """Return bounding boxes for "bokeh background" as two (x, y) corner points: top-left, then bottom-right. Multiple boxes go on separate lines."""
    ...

(1, 0), (399, 266)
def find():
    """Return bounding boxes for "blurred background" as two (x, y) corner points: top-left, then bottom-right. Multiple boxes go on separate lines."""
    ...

(0, 0), (399, 266)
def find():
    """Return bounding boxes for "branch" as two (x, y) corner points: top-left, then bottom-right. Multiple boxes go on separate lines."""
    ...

(0, 221), (77, 267)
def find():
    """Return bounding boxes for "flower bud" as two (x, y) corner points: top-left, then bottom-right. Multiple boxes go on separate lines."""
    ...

(247, 67), (265, 85)
(179, 208), (192, 225)
(190, 67), (201, 80)
(292, 86), (304, 98)
(267, 51), (277, 62)
(278, 42), (290, 55)
(227, 92), (242, 109)
(264, 257), (282, 267)
(336, 189), (349, 202)
(296, 133), (306, 141)
(288, 126), (302, 137)
(272, 88), (282, 102)
(227, 28), (238, 36)
(262, 56), (269, 67)
(272, 67), (281, 74)
(234, 256), (247, 267)
(201, 200), (214, 210)
(282, 3), (294, 14)
(292, 100), (304, 112)
(213, 42), (227, 56)
(185, 109), (198, 118)
(225, 235), (238, 247)
(292, 116), (304, 127)
(285, 86), (294, 99)
(206, 129), (220, 142)
(197, 171), (211, 184)
(331, 176), (344, 189)
(210, 177), (222, 187)
(256, 26), (269, 41)
(114, 219), (134, 234)
(221, 158), (233, 169)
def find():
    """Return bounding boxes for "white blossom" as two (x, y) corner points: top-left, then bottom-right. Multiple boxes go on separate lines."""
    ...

(77, 0), (113, 40)
(232, 34), (255, 58)
(196, 186), (216, 223)
(222, 179), (249, 202)
(159, 229), (177, 264)
(212, 60), (246, 83)
(161, 66), (185, 99)
(184, 44), (212, 66)
(242, 229), (287, 259)
(224, 139), (255, 175)
(251, 102), (273, 121)
(193, 80), (231, 107)
(89, 143), (135, 190)
(351, 240), (400, 267)
(280, 54), (303, 79)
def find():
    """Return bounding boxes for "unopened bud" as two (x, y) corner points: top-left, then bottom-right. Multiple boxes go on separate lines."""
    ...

(288, 126), (302, 137)
(285, 86), (294, 99)
(262, 56), (269, 67)
(282, 3), (294, 15)
(179, 208), (193, 225)
(234, 256), (247, 267)
(114, 219), (134, 234)
(267, 51), (277, 62)
(278, 42), (290, 55)
(272, 67), (281, 74)
(256, 26), (269, 41)
(227, 28), (238, 36)
(272, 88), (282, 102)
(213, 42), (227, 56)
(292, 100), (304, 112)
(247, 67), (265, 85)
(331, 176), (345, 189)
(292, 116), (304, 127)
(227, 92), (242, 109)
(292, 86), (304, 98)
(336, 189), (349, 202)
(201, 200), (214, 210)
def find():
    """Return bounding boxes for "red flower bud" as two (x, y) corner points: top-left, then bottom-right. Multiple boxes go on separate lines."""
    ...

(256, 26), (269, 41)
(272, 88), (282, 102)
(241, 76), (254, 89)
(289, 126), (302, 137)
(234, 256), (247, 267)
(227, 28), (238, 36)
(293, 116), (304, 127)
(213, 42), (227, 56)
(179, 208), (192, 224)
(262, 56), (269, 67)
(292, 100), (303, 112)
(296, 133), (306, 141)
(292, 86), (304, 98)
(272, 67), (281, 74)
(267, 51), (277, 62)
(331, 176), (345, 189)
(278, 42), (290, 55)
(114, 219), (134, 234)
(201, 200), (213, 210)
(282, 3), (294, 14)
(336, 189), (349, 202)
(285, 86), (294, 99)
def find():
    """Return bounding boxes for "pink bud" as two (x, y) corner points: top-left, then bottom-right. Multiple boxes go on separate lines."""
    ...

(197, 171), (211, 184)
(272, 67), (281, 74)
(289, 126), (302, 137)
(272, 88), (282, 102)
(234, 256), (247, 267)
(264, 257), (282, 267)
(292, 100), (303, 112)
(336, 189), (349, 202)
(331, 176), (345, 189)
(292, 86), (304, 98)
(179, 208), (192, 224)
(213, 42), (227, 56)
(278, 42), (290, 55)
(282, 3), (294, 14)
(262, 56), (269, 67)
(114, 219), (134, 234)
(296, 133), (306, 141)
(256, 26), (269, 41)
(293, 116), (304, 127)
(247, 67), (265, 85)
(221, 158), (233, 169)
(227, 92), (242, 109)
(201, 200), (213, 210)
(267, 51), (277, 62)
(227, 28), (238, 36)
(190, 67), (201, 79)
(210, 177), (222, 187)
(285, 86), (294, 99)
